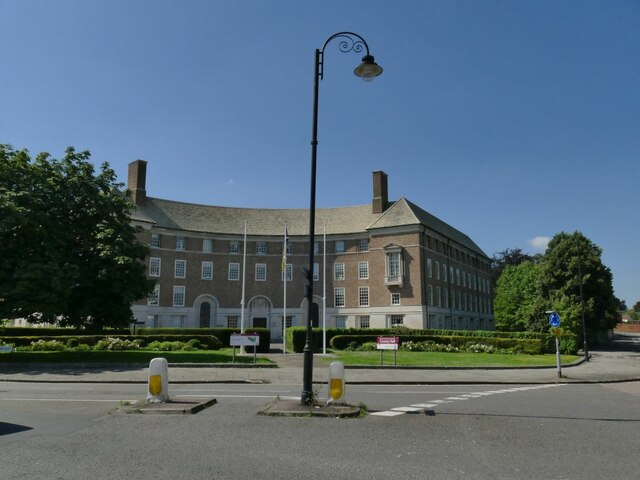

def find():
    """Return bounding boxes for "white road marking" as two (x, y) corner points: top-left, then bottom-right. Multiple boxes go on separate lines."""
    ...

(370, 410), (405, 417)
(369, 384), (566, 419)
(0, 397), (137, 403)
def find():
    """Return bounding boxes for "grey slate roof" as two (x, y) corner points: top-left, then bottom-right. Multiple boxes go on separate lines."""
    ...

(132, 195), (487, 257)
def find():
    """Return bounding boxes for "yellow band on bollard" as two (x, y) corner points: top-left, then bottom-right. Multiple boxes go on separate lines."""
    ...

(149, 374), (162, 395)
(330, 378), (344, 400)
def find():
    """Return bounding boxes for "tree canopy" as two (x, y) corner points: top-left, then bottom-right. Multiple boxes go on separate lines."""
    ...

(493, 231), (619, 341)
(0, 145), (154, 329)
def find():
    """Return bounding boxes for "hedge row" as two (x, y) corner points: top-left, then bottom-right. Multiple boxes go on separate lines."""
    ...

(0, 335), (222, 350)
(136, 328), (271, 353)
(285, 327), (578, 354)
(330, 335), (545, 355)
(0, 327), (131, 337)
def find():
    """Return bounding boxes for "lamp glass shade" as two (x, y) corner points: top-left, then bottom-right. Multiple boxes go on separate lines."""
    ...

(354, 55), (383, 82)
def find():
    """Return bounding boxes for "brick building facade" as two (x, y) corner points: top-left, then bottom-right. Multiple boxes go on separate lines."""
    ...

(129, 161), (494, 340)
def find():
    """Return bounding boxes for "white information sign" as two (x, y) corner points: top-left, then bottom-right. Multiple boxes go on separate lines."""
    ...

(230, 334), (260, 347)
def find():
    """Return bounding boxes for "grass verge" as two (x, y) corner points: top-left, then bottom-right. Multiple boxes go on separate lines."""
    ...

(0, 348), (272, 364)
(325, 350), (580, 367)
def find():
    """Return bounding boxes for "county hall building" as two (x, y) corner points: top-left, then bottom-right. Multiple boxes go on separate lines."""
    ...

(128, 160), (494, 341)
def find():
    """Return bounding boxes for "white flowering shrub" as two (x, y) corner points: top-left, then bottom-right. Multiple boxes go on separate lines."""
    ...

(94, 337), (142, 351)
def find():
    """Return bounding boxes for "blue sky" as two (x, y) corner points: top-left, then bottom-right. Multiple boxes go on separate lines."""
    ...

(2, 0), (638, 305)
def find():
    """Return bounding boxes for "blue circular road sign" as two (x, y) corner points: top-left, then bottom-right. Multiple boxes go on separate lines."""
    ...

(549, 312), (561, 328)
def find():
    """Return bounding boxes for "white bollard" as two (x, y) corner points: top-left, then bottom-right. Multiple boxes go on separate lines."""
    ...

(146, 357), (170, 403)
(327, 361), (345, 405)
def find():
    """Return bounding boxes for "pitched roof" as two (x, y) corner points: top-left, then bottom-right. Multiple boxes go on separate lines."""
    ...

(367, 198), (488, 257)
(132, 196), (487, 257)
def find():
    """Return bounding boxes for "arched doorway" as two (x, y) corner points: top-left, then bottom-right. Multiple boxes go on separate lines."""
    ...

(199, 302), (211, 328)
(249, 296), (271, 330)
(193, 295), (218, 328)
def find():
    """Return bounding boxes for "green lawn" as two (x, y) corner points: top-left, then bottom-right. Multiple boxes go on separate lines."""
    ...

(325, 350), (580, 367)
(0, 348), (272, 364)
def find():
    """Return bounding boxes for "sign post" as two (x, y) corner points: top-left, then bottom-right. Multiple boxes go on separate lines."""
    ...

(230, 333), (260, 364)
(376, 336), (399, 366)
(548, 312), (562, 378)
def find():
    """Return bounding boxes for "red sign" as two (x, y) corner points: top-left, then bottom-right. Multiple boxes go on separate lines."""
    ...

(376, 336), (399, 350)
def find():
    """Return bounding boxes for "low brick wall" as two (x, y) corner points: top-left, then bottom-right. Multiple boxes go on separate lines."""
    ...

(615, 323), (640, 334)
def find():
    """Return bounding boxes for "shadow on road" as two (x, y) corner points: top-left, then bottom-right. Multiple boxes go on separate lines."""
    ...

(0, 422), (33, 436)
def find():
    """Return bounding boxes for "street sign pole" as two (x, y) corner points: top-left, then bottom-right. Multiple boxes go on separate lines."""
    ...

(548, 312), (562, 379)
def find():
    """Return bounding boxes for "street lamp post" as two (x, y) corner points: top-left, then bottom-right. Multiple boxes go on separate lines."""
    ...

(301, 32), (383, 405)
(577, 252), (589, 361)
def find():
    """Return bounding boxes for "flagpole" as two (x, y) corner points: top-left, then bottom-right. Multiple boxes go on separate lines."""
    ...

(240, 220), (247, 354)
(323, 224), (327, 355)
(283, 221), (287, 355)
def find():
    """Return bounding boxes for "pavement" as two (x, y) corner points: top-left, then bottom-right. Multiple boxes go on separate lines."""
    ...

(1, 334), (639, 386)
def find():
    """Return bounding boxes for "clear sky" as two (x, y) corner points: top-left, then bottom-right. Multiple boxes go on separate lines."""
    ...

(2, 0), (638, 305)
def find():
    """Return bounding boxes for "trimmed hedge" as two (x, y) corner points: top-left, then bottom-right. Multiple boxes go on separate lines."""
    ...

(286, 327), (578, 355)
(0, 334), (222, 350)
(0, 327), (130, 337)
(330, 335), (545, 355)
(136, 328), (271, 353)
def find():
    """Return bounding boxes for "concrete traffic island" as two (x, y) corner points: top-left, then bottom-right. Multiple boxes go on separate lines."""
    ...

(258, 398), (363, 418)
(117, 396), (217, 415)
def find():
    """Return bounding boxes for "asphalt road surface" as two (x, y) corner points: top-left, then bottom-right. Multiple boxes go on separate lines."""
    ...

(2, 381), (640, 479)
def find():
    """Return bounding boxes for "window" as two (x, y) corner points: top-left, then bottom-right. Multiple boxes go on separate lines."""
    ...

(201, 261), (213, 280)
(173, 286), (185, 307)
(358, 261), (369, 280)
(282, 316), (293, 329)
(313, 263), (319, 281)
(462, 270), (466, 288)
(436, 286), (441, 307)
(435, 261), (440, 280)
(314, 242), (320, 254)
(147, 314), (159, 328)
(358, 315), (370, 328)
(335, 240), (345, 253)
(336, 315), (347, 328)
(428, 284), (433, 306)
(227, 316), (239, 329)
(230, 241), (239, 254)
(450, 266), (454, 283)
(358, 239), (369, 252)
(170, 315), (186, 328)
(444, 287), (449, 308)
(255, 263), (267, 281)
(334, 263), (345, 281)
(427, 258), (433, 278)
(282, 264), (293, 282)
(285, 241), (292, 255)
(228, 262), (240, 281)
(149, 257), (161, 277)
(150, 233), (161, 248)
(443, 264), (448, 282)
(148, 284), (160, 306)
(456, 268), (461, 286)
(391, 293), (401, 305)
(174, 260), (186, 279)
(358, 287), (369, 307)
(390, 314), (404, 327)
(384, 247), (403, 286)
(176, 236), (186, 250)
(256, 241), (267, 255)
(334, 288), (345, 307)
(203, 239), (213, 253)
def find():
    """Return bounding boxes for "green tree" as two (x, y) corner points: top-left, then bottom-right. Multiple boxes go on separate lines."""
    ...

(539, 231), (618, 341)
(491, 248), (535, 282)
(633, 301), (640, 313)
(494, 261), (543, 331)
(0, 145), (154, 329)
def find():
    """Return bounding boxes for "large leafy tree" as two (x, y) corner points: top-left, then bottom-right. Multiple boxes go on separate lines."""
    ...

(0, 145), (154, 329)
(494, 261), (543, 331)
(539, 231), (618, 340)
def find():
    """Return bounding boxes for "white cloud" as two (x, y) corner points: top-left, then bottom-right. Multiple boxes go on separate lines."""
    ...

(528, 236), (551, 252)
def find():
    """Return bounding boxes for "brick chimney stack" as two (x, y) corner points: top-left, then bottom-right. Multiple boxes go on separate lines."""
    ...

(128, 160), (147, 206)
(372, 170), (389, 214)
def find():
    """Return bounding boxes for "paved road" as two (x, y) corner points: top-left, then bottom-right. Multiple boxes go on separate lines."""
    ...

(2, 381), (640, 479)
